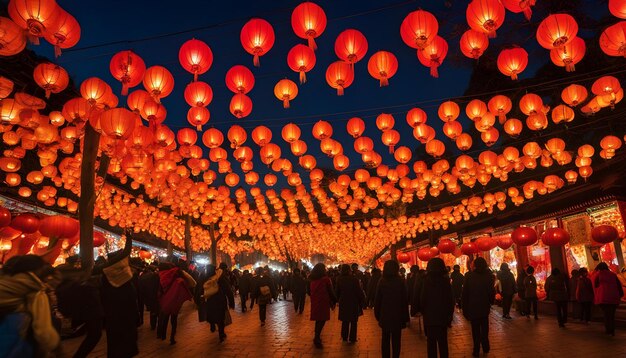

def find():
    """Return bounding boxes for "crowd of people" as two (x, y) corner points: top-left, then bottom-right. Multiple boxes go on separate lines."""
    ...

(0, 241), (625, 358)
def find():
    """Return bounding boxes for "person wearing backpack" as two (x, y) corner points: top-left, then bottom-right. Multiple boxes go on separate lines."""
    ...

(251, 267), (277, 326)
(157, 262), (196, 345)
(545, 268), (569, 327)
(195, 264), (234, 342)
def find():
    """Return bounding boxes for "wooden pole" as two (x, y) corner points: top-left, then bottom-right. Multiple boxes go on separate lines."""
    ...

(78, 125), (100, 273)
(184, 215), (193, 262)
(209, 224), (217, 265)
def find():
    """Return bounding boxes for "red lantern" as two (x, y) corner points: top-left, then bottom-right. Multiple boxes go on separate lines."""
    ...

(346, 117), (365, 138)
(475, 236), (497, 251)
(502, 0), (535, 20)
(400, 10), (438, 50)
(397, 252), (410, 263)
(0, 226), (21, 240)
(100, 108), (138, 139)
(274, 79), (298, 108)
(187, 106), (210, 130)
(460, 29), (489, 59)
(139, 250), (152, 260)
(466, 0), (506, 38)
(184, 81), (213, 107)
(460, 242), (479, 255)
(178, 38), (213, 81)
(335, 29), (368, 65)
(10, 213), (40, 233)
(326, 61), (354, 96)
(33, 62), (69, 98)
(93, 231), (106, 247)
(406, 108), (427, 128)
(610, 0), (626, 19)
(0, 207), (11, 228)
(591, 225), (619, 244)
(287, 44), (316, 84)
(252, 126), (272, 146)
(0, 16), (26, 56)
(536, 14), (578, 50)
(225, 65), (255, 94)
(418, 35), (448, 78)
(497, 235), (514, 249)
(8, 0), (60, 45)
(367, 51), (398, 86)
(550, 37), (585, 72)
(511, 226), (537, 246)
(45, 9), (80, 57)
(38, 215), (78, 239)
(229, 93), (253, 119)
(437, 238), (456, 254)
(291, 2), (327, 50)
(417, 247), (433, 261)
(599, 21), (626, 57)
(240, 18), (275, 67)
(109, 50), (146, 96)
(143, 66), (174, 103)
(497, 47), (528, 80)
(541, 227), (570, 246)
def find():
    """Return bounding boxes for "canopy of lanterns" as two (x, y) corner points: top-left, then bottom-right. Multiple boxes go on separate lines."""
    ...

(1, 0), (626, 264)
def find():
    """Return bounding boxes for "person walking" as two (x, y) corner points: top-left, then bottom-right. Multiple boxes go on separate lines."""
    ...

(137, 265), (160, 330)
(545, 268), (569, 327)
(497, 263), (516, 319)
(523, 266), (539, 319)
(576, 267), (594, 324)
(462, 257), (495, 358)
(336, 264), (365, 343)
(157, 262), (196, 344)
(450, 265), (464, 310)
(593, 262), (624, 336)
(516, 269), (527, 316)
(291, 268), (307, 314)
(238, 269), (252, 312)
(367, 268), (382, 308)
(195, 264), (235, 342)
(416, 257), (454, 358)
(569, 269), (580, 320)
(309, 263), (337, 348)
(251, 267), (277, 326)
(374, 260), (409, 358)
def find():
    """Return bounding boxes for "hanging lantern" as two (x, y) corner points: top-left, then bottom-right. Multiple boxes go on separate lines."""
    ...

(591, 225), (619, 244)
(443, 121), (462, 139)
(225, 173), (239, 187)
(39, 215), (78, 239)
(497, 47), (528, 80)
(502, 0), (535, 20)
(109, 50), (146, 96)
(413, 124), (435, 144)
(561, 84), (588, 106)
(459, 29), (489, 59)
(287, 44), (316, 84)
(274, 79), (298, 108)
(33, 63), (69, 98)
(610, 0), (626, 19)
(299, 154), (316, 170)
(178, 38), (213, 81)
(176, 128), (197, 146)
(460, 242), (479, 256)
(281, 123), (301, 143)
(240, 18), (275, 66)
(143, 66), (174, 103)
(438, 101), (460, 122)
(488, 95), (512, 123)
(233, 147), (253, 163)
(511, 226), (537, 246)
(465, 99), (488, 122)
(592, 76), (621, 96)
(376, 113), (395, 131)
(456, 133), (473, 150)
(99, 108), (138, 140)
(187, 106), (210, 130)
(260, 143), (281, 164)
(335, 29), (368, 66)
(333, 154), (350, 171)
(0, 17), (26, 56)
(346, 117), (365, 138)
(417, 35), (448, 78)
(541, 227), (570, 246)
(264, 173), (277, 186)
(202, 128), (223, 149)
(140, 100), (167, 125)
(466, 0), (506, 38)
(290, 140), (307, 156)
(291, 2), (327, 50)
(406, 108), (427, 128)
(481, 127), (499, 146)
(229, 93), (253, 119)
(400, 10), (438, 50)
(227, 124), (247, 148)
(550, 37), (585, 72)
(10, 213), (40, 233)
(252, 126), (272, 146)
(354, 136), (374, 153)
(61, 97), (90, 123)
(536, 14), (578, 50)
(184, 81), (213, 107)
(225, 65), (255, 95)
(80, 77), (111, 107)
(394, 146), (412, 163)
(551, 104), (575, 124)
(599, 21), (626, 57)
(425, 139), (445, 157)
(8, 0), (60, 45)
(44, 9), (80, 57)
(326, 61), (354, 95)
(367, 51), (398, 86)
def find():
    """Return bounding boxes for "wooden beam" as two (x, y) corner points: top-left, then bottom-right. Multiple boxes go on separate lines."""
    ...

(78, 124), (100, 273)
(184, 215), (193, 262)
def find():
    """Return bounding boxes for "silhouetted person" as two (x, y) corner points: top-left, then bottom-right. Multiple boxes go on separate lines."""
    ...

(375, 260), (409, 358)
(593, 262), (623, 336)
(195, 264), (234, 342)
(576, 267), (594, 324)
(450, 265), (464, 309)
(496, 263), (516, 319)
(336, 264), (365, 343)
(523, 265), (538, 319)
(462, 257), (495, 357)
(545, 268), (569, 327)
(251, 268), (277, 326)
(137, 265), (159, 329)
(238, 269), (252, 312)
(569, 269), (580, 320)
(406, 265), (420, 309)
(366, 268), (381, 308)
(309, 263), (336, 348)
(291, 268), (307, 314)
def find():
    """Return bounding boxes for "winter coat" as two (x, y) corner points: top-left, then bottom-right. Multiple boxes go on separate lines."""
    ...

(406, 273), (418, 302)
(291, 274), (307, 297)
(516, 274), (526, 299)
(576, 276), (594, 303)
(252, 275), (277, 305)
(309, 276), (336, 321)
(462, 269), (495, 320)
(137, 271), (159, 312)
(367, 272), (381, 302)
(497, 269), (516, 296)
(238, 273), (253, 296)
(418, 274), (454, 327)
(451, 270), (464, 299)
(593, 270), (624, 305)
(336, 274), (365, 322)
(545, 273), (569, 302)
(374, 276), (409, 330)
(523, 275), (538, 299)
(569, 276), (579, 301)
(158, 268), (193, 315)
(195, 269), (234, 324)
(101, 273), (138, 358)
(56, 277), (103, 322)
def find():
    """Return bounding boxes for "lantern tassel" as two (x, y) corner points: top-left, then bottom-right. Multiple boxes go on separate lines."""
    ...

(565, 62), (575, 72)
(337, 86), (344, 96)
(380, 77), (389, 87)
(389, 145), (395, 154)
(307, 36), (317, 51)
(27, 33), (39, 45)
(523, 8), (532, 21)
(430, 64), (439, 78)
(498, 114), (506, 125)
(54, 45), (61, 58)
(488, 30), (496, 39)
(299, 71), (306, 84)
(194, 73), (198, 82)
(511, 72), (518, 81)
(283, 98), (290, 109)
(45, 90), (51, 99)
(196, 124), (202, 131)
(121, 83), (129, 96)
(253, 54), (260, 67)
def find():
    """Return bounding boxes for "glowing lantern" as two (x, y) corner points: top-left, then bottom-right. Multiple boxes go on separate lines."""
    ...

(610, 0), (626, 19)
(497, 235), (514, 249)
(346, 117), (365, 138)
(354, 169), (370, 183)
(177, 128), (197, 147)
(33, 63), (69, 98)
(240, 18), (275, 66)
(502, 0), (534, 20)
(460, 242), (479, 256)
(299, 155), (316, 170)
(312, 120), (332, 139)
(260, 143), (281, 164)
(290, 140), (307, 156)
(44, 9), (80, 57)
(326, 61), (354, 96)
(5, 173), (20, 186)
(140, 100), (167, 124)
(417, 35), (448, 77)
(425, 139), (445, 157)
(333, 155), (350, 171)
(551, 104), (575, 124)
(229, 93), (252, 119)
(536, 14), (578, 50)
(417, 247), (435, 261)
(592, 76), (621, 96)
(0, 207), (10, 228)
(225, 65), (255, 94)
(354, 136), (374, 153)
(526, 113), (548, 131)
(400, 10), (438, 50)
(579, 165), (593, 180)
(466, 0), (506, 38)
(465, 99), (488, 121)
(413, 124), (435, 144)
(80, 77), (111, 106)
(225, 173), (239, 187)
(335, 29), (368, 66)
(438, 101), (460, 122)
(481, 127), (499, 146)
(0, 17), (26, 56)
(281, 123), (301, 143)
(503, 118), (522, 137)
(109, 50), (146, 96)
(202, 128), (223, 149)
(287, 44), (316, 84)
(488, 95), (512, 123)
(0, 77), (14, 99)
(178, 38), (213, 81)
(497, 47), (528, 80)
(274, 79), (298, 108)
(227, 125), (247, 148)
(184, 81), (213, 107)
(367, 51), (398, 86)
(460, 29), (489, 59)
(244, 172), (259, 185)
(437, 239), (456, 254)
(187, 106), (210, 130)
(376, 113), (395, 131)
(541, 228), (570, 246)
(39, 215), (78, 239)
(381, 130), (400, 153)
(394, 146), (412, 164)
(600, 135), (622, 153)
(126, 90), (150, 113)
(291, 2), (327, 50)
(397, 252), (410, 263)
(8, 0), (60, 45)
(599, 21), (626, 57)
(99, 108), (138, 140)
(10, 213), (40, 233)
(252, 126), (272, 146)
(591, 225), (619, 244)
(577, 144), (595, 158)
(476, 237), (497, 251)
(511, 226), (537, 246)
(143, 66), (174, 103)
(550, 37), (585, 72)
(264, 173), (278, 186)
(443, 121), (462, 139)
(406, 108), (427, 128)
(519, 93), (544, 115)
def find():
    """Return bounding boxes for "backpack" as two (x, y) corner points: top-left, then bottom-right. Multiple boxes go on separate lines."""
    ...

(203, 269), (223, 299)
(0, 312), (35, 358)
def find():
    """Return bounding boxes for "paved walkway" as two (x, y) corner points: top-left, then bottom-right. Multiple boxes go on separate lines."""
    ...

(61, 296), (625, 358)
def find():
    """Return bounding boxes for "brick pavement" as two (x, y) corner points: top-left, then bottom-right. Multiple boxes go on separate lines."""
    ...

(61, 295), (626, 358)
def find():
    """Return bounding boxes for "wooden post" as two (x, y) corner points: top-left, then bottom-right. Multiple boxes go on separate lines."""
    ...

(184, 215), (193, 262)
(390, 244), (397, 261)
(166, 240), (173, 259)
(209, 224), (217, 265)
(78, 125), (100, 273)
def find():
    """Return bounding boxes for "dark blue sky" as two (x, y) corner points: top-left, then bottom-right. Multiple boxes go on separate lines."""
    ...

(31, 0), (608, 190)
